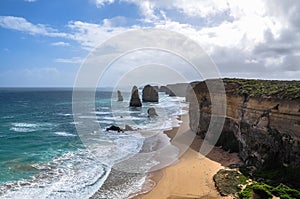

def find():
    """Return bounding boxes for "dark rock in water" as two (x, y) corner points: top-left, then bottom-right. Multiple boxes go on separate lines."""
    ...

(129, 86), (142, 107)
(117, 90), (123, 101)
(142, 85), (159, 102)
(147, 107), (158, 117)
(106, 125), (123, 132)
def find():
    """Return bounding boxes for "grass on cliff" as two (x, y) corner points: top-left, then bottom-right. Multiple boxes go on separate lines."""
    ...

(240, 165), (300, 190)
(214, 169), (300, 199)
(238, 182), (300, 199)
(223, 78), (300, 100)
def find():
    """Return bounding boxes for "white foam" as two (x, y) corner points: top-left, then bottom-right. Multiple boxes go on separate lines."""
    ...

(10, 127), (35, 133)
(11, 123), (39, 128)
(57, 113), (73, 116)
(0, 150), (111, 199)
(94, 120), (114, 124)
(54, 132), (76, 137)
(92, 111), (111, 115)
(10, 122), (54, 133)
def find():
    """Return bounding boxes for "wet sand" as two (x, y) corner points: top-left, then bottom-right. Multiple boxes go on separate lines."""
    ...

(132, 114), (242, 199)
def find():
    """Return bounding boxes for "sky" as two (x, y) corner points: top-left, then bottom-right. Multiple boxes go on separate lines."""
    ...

(0, 0), (300, 87)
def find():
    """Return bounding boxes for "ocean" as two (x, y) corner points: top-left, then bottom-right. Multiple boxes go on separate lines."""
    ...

(0, 88), (187, 199)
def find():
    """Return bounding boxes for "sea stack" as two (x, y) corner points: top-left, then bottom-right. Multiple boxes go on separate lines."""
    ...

(129, 86), (142, 107)
(117, 90), (123, 101)
(142, 85), (159, 102)
(147, 107), (158, 117)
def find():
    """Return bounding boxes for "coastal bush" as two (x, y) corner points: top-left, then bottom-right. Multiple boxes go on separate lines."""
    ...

(238, 186), (252, 199)
(238, 182), (300, 199)
(252, 166), (300, 189)
(238, 183), (272, 199)
(272, 184), (300, 199)
(223, 78), (300, 100)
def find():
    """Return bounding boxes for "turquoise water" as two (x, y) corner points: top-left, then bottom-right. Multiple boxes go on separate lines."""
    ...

(0, 88), (187, 198)
(0, 89), (82, 184)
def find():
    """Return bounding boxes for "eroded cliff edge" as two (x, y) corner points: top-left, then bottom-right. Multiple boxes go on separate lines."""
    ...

(188, 78), (300, 187)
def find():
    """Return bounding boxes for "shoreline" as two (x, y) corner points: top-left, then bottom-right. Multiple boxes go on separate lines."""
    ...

(132, 114), (242, 199)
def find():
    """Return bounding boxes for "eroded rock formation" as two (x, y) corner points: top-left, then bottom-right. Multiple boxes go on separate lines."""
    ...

(129, 86), (142, 107)
(117, 90), (123, 101)
(159, 86), (175, 96)
(142, 85), (158, 102)
(188, 79), (300, 171)
(147, 107), (158, 117)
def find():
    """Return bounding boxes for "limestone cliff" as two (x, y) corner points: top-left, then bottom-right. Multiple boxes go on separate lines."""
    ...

(188, 79), (300, 171)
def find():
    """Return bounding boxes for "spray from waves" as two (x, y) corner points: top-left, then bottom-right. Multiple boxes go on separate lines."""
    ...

(9, 122), (55, 133)
(0, 130), (146, 199)
(54, 132), (77, 137)
(0, 149), (110, 199)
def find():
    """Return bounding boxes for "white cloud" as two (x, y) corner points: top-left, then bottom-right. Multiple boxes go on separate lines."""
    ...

(94, 0), (115, 8)
(172, 0), (228, 18)
(67, 20), (130, 50)
(0, 15), (131, 50)
(55, 57), (84, 64)
(0, 16), (68, 37)
(51, 42), (70, 46)
(103, 16), (127, 27)
(1, 1), (300, 80)
(24, 0), (37, 2)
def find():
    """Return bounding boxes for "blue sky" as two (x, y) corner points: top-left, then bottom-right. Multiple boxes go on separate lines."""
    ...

(0, 0), (300, 87)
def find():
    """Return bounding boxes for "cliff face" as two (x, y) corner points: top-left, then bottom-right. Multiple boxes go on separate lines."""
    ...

(188, 79), (300, 170)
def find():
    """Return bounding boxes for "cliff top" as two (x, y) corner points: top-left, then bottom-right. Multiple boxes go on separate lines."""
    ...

(223, 78), (300, 100)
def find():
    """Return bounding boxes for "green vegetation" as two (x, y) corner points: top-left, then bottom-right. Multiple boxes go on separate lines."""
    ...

(238, 182), (300, 199)
(239, 182), (273, 199)
(223, 78), (300, 100)
(272, 184), (300, 199)
(240, 165), (300, 189)
(214, 168), (300, 198)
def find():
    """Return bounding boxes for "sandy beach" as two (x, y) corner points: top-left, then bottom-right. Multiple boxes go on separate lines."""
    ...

(133, 114), (242, 199)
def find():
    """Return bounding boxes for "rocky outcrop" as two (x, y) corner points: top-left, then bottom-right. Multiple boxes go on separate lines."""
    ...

(117, 90), (123, 101)
(159, 86), (175, 96)
(106, 125), (124, 132)
(147, 107), (158, 117)
(188, 79), (300, 171)
(159, 83), (189, 97)
(142, 85), (159, 102)
(166, 83), (189, 97)
(129, 86), (142, 107)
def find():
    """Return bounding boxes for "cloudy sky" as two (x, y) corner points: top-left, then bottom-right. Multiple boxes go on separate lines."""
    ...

(0, 0), (299, 87)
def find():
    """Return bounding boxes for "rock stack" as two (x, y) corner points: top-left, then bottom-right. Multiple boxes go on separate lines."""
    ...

(129, 86), (142, 107)
(117, 90), (123, 101)
(147, 108), (158, 117)
(142, 85), (159, 102)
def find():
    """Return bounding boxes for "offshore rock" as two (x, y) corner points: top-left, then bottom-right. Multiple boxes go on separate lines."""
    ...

(142, 85), (159, 102)
(147, 108), (158, 117)
(117, 90), (123, 101)
(129, 86), (142, 107)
